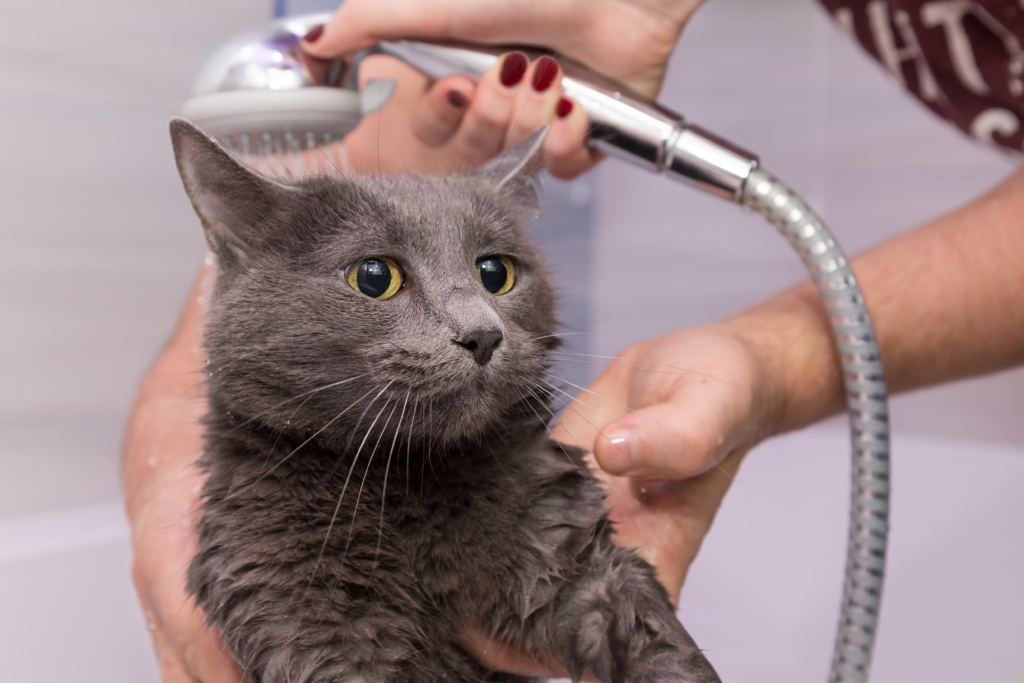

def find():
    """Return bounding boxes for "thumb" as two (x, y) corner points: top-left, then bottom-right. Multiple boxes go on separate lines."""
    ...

(592, 379), (754, 481)
(302, 0), (461, 57)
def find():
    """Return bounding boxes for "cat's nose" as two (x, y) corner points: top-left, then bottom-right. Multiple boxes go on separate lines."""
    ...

(453, 329), (503, 366)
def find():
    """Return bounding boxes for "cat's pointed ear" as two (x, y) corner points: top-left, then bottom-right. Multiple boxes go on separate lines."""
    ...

(475, 126), (548, 190)
(170, 117), (287, 269)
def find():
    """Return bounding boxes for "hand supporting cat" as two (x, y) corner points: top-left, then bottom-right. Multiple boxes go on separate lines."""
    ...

(170, 118), (721, 683)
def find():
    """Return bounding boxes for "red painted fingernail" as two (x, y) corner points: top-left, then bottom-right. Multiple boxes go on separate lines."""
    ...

(532, 55), (559, 92)
(557, 97), (573, 118)
(500, 52), (528, 87)
(303, 24), (324, 43)
(447, 89), (469, 108)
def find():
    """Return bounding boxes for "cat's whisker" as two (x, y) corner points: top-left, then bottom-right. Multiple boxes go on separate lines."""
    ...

(230, 374), (371, 433)
(520, 382), (604, 487)
(533, 396), (655, 534)
(310, 379), (396, 585)
(548, 353), (748, 389)
(344, 397), (400, 558)
(229, 384), (382, 502)
(204, 350), (258, 377)
(255, 378), (366, 480)
(423, 397), (449, 499)
(529, 331), (592, 342)
(549, 355), (741, 381)
(511, 386), (553, 433)
(376, 389), (411, 565)
(345, 377), (392, 452)
(405, 395), (418, 498)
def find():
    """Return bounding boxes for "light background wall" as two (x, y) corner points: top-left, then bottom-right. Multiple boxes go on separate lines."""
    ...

(0, 1), (1021, 681)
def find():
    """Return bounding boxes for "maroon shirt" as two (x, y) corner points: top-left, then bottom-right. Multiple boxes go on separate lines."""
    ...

(818, 0), (1024, 155)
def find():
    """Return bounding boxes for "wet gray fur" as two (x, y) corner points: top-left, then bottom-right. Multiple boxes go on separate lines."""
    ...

(170, 118), (721, 683)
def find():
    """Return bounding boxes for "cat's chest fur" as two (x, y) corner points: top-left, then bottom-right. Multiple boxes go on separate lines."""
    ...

(199, 412), (606, 630)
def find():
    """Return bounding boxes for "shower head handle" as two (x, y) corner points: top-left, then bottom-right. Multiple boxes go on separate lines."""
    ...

(364, 40), (759, 201)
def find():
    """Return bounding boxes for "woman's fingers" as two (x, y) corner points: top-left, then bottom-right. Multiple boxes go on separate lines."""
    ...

(303, 0), (593, 59)
(545, 97), (600, 179)
(390, 50), (598, 176)
(411, 75), (476, 148)
(448, 52), (529, 166)
(503, 56), (562, 148)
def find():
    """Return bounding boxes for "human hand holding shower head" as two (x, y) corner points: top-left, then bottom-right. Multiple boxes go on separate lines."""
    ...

(181, 13), (757, 200)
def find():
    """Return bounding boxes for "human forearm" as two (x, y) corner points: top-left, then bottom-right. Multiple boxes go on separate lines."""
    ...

(123, 264), (209, 519)
(124, 262), (242, 682)
(729, 165), (1024, 435)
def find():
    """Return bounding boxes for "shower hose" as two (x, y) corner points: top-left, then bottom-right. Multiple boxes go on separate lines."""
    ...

(740, 167), (891, 683)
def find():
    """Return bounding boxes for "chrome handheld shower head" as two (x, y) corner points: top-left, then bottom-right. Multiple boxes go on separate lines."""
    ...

(180, 13), (758, 200)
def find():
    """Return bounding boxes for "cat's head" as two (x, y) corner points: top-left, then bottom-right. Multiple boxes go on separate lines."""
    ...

(171, 118), (559, 449)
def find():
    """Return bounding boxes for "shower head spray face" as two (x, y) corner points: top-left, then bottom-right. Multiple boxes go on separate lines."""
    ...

(181, 13), (358, 174)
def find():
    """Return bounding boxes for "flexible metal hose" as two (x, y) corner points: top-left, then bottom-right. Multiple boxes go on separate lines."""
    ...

(740, 168), (891, 683)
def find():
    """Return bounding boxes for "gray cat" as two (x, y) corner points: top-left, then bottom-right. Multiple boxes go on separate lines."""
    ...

(170, 118), (721, 683)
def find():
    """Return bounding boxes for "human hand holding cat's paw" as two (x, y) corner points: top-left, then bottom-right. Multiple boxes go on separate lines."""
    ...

(459, 294), (844, 676)
(555, 286), (847, 592)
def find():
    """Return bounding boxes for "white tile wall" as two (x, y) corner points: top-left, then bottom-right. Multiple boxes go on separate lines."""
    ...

(1, 2), (269, 680)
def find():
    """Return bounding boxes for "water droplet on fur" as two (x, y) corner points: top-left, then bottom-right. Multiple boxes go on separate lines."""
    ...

(285, 420), (291, 425)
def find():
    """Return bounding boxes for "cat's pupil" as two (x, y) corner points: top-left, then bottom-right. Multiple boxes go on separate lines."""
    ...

(478, 257), (509, 294)
(357, 259), (392, 298)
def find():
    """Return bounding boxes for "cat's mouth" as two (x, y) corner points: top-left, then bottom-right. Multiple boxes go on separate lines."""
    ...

(369, 349), (548, 441)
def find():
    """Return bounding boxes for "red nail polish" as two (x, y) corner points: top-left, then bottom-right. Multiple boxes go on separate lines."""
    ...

(532, 55), (559, 92)
(303, 24), (324, 43)
(557, 97), (573, 118)
(447, 89), (468, 108)
(500, 52), (528, 88)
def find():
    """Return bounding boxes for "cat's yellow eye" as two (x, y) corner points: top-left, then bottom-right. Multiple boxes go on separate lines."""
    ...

(346, 257), (404, 300)
(477, 255), (515, 296)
